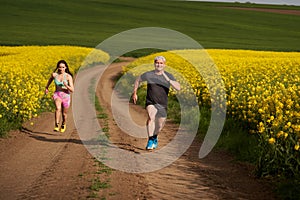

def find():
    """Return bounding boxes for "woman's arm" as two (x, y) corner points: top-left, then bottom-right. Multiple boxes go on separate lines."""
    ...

(45, 74), (54, 94)
(64, 74), (74, 93)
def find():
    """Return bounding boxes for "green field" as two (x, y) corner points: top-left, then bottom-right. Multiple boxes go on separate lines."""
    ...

(1, 0), (300, 51)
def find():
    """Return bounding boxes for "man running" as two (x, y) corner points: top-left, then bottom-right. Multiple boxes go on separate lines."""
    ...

(132, 56), (181, 150)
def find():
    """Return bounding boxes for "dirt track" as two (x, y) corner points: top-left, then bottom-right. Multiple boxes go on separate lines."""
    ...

(222, 7), (300, 16)
(0, 58), (277, 199)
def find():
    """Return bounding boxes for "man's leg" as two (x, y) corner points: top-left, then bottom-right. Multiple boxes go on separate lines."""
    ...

(146, 105), (157, 137)
(154, 117), (166, 135)
(152, 110), (167, 148)
(145, 105), (157, 149)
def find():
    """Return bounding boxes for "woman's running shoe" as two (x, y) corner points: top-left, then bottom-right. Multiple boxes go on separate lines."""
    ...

(60, 124), (66, 133)
(54, 123), (59, 132)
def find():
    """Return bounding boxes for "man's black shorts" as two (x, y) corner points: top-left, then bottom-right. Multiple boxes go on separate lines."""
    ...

(154, 104), (167, 118)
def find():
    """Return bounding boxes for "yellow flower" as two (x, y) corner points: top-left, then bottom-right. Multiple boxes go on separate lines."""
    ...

(276, 131), (284, 138)
(294, 144), (300, 151)
(268, 137), (276, 144)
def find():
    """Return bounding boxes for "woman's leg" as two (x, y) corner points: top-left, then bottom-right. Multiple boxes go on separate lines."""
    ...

(60, 106), (68, 132)
(62, 106), (68, 125)
(61, 93), (71, 125)
(54, 99), (62, 124)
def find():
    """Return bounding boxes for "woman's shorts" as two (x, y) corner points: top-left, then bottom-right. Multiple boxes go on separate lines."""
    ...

(53, 91), (71, 108)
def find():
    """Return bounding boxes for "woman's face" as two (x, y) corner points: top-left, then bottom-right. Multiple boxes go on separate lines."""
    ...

(58, 63), (66, 73)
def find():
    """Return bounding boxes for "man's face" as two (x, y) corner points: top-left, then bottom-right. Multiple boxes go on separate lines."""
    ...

(154, 59), (165, 71)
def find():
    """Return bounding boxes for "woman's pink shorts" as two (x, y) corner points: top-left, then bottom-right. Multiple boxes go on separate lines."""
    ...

(53, 91), (71, 108)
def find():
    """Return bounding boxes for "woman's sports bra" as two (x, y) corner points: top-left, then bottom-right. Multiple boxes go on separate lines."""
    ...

(54, 73), (68, 88)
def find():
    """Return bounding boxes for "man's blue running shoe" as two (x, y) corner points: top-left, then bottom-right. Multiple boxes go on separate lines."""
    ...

(153, 135), (158, 149)
(146, 138), (155, 150)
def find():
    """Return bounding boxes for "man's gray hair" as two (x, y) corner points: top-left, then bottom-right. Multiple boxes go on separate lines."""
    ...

(154, 56), (166, 62)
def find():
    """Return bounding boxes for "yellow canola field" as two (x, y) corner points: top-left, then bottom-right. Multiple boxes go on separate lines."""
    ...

(0, 46), (109, 122)
(123, 49), (300, 153)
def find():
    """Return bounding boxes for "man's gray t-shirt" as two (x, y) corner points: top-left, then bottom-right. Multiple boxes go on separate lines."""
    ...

(140, 70), (175, 109)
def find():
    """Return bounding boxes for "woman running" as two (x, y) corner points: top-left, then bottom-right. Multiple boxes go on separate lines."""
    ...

(45, 60), (74, 133)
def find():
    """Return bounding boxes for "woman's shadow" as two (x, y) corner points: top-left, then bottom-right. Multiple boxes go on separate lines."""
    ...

(21, 126), (83, 144)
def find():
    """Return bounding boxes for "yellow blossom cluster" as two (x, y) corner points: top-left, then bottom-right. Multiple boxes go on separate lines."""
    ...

(0, 46), (109, 122)
(123, 49), (300, 154)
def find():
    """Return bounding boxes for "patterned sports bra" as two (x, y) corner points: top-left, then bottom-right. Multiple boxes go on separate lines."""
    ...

(54, 73), (68, 88)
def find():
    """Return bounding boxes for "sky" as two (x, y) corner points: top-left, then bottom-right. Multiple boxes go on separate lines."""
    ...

(186, 0), (300, 6)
